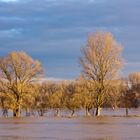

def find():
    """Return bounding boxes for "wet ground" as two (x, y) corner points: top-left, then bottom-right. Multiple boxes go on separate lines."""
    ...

(0, 115), (140, 140)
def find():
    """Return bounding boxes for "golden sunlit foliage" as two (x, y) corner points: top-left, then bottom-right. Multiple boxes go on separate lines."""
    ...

(0, 32), (140, 118)
(80, 31), (123, 116)
(0, 51), (43, 117)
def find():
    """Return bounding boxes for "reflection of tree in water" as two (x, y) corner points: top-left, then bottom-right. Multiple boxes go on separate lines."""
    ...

(0, 136), (116, 140)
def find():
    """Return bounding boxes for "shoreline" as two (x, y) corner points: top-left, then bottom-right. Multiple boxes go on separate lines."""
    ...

(1, 115), (140, 119)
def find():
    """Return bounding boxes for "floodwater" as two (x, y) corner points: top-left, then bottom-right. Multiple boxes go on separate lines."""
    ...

(0, 109), (140, 140)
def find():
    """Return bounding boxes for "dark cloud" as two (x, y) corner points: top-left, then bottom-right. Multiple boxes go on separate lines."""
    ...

(0, 0), (139, 79)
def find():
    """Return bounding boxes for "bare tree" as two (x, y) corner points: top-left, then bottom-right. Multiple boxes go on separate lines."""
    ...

(0, 92), (9, 117)
(0, 51), (43, 117)
(119, 72), (140, 116)
(75, 79), (95, 116)
(104, 79), (125, 110)
(44, 82), (66, 117)
(65, 82), (82, 117)
(22, 84), (39, 117)
(121, 90), (139, 116)
(35, 83), (50, 117)
(129, 72), (140, 91)
(80, 31), (123, 116)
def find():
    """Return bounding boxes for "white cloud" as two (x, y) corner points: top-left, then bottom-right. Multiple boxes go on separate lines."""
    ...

(40, 77), (74, 82)
(0, 28), (22, 38)
(0, 0), (19, 2)
(36, 77), (74, 84)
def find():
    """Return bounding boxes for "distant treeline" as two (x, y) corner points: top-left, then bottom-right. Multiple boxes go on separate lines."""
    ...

(0, 31), (140, 117)
(1, 77), (140, 117)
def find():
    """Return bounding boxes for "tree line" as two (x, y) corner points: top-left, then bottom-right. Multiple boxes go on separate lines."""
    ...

(0, 31), (140, 117)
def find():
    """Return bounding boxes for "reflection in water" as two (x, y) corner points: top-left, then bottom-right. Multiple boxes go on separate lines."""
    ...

(0, 136), (116, 140)
(0, 138), (112, 140)
(0, 110), (140, 140)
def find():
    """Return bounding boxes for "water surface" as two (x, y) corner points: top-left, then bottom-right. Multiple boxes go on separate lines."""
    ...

(0, 115), (140, 140)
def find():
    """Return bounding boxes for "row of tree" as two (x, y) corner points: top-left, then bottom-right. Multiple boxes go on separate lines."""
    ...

(0, 76), (140, 117)
(0, 31), (140, 117)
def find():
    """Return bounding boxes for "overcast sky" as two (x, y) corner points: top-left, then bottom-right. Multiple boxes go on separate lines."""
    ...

(0, 0), (140, 80)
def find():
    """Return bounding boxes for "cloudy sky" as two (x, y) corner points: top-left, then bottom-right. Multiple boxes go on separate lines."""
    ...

(0, 0), (140, 80)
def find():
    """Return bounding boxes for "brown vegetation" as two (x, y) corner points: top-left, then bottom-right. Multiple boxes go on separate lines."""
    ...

(0, 32), (140, 118)
(80, 31), (123, 116)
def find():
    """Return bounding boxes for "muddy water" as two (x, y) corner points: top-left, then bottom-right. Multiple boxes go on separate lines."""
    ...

(0, 116), (140, 140)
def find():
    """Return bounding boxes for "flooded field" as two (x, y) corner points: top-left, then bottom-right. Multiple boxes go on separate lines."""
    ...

(0, 109), (140, 140)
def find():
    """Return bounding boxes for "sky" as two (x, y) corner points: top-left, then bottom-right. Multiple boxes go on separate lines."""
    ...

(0, 0), (140, 80)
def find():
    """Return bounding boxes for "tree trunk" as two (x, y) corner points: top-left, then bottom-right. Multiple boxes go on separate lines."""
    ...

(13, 98), (22, 117)
(92, 109), (94, 116)
(13, 104), (21, 117)
(95, 106), (102, 116)
(31, 109), (35, 116)
(56, 108), (61, 117)
(13, 108), (20, 117)
(26, 108), (31, 116)
(86, 108), (91, 116)
(126, 108), (128, 116)
(2, 109), (8, 117)
(70, 110), (75, 117)
(40, 109), (44, 116)
(37, 109), (44, 116)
